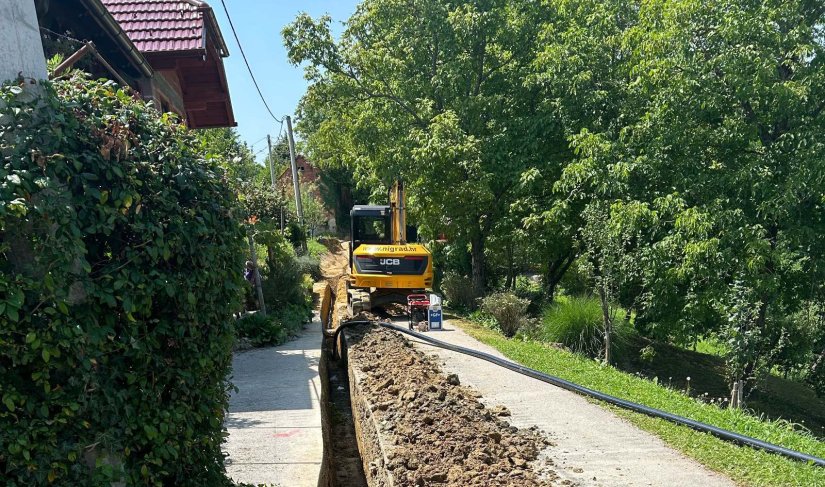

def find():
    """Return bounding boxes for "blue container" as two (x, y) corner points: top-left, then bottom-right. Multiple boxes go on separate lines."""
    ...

(428, 306), (443, 330)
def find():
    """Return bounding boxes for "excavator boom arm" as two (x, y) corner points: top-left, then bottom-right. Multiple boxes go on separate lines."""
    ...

(389, 180), (406, 245)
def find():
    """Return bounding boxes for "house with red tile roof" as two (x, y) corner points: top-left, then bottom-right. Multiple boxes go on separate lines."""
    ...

(35, 0), (235, 128)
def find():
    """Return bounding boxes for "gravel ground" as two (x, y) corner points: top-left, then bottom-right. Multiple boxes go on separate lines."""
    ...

(346, 325), (559, 486)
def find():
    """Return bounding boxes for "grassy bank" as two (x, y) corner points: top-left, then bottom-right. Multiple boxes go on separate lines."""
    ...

(534, 295), (825, 437)
(454, 318), (825, 486)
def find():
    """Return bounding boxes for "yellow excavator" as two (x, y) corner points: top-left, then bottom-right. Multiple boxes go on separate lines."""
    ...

(347, 181), (433, 314)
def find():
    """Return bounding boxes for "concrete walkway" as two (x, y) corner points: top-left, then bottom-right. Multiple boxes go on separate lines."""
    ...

(406, 319), (735, 487)
(223, 318), (323, 487)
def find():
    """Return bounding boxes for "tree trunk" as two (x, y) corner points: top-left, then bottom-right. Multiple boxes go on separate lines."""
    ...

(741, 299), (770, 396)
(598, 282), (612, 365)
(248, 234), (266, 316)
(504, 242), (514, 290)
(811, 347), (825, 376)
(543, 251), (576, 303)
(470, 231), (485, 297)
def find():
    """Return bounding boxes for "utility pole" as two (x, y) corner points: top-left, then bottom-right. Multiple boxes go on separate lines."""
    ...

(286, 116), (304, 226)
(280, 198), (285, 233)
(267, 134), (277, 188)
(266, 133), (285, 233)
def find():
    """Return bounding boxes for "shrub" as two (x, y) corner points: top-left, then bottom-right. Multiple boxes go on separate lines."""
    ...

(0, 75), (245, 485)
(307, 238), (328, 258)
(467, 309), (499, 331)
(285, 221), (306, 250)
(639, 344), (657, 363)
(262, 239), (313, 312)
(236, 313), (288, 346)
(514, 275), (545, 315)
(440, 272), (478, 310)
(295, 254), (322, 281)
(481, 292), (530, 337)
(235, 305), (306, 347)
(540, 296), (633, 361)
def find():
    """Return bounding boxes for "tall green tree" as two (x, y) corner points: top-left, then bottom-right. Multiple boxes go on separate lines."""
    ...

(262, 133), (291, 182)
(556, 0), (825, 390)
(284, 0), (566, 295)
(524, 0), (642, 299)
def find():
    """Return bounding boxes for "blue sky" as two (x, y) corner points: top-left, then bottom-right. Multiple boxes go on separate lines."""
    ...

(212, 0), (359, 161)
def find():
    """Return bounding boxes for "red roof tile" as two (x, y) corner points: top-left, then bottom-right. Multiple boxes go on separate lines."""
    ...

(100, 0), (208, 53)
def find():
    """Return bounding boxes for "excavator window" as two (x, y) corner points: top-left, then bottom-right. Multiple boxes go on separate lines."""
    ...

(352, 215), (390, 245)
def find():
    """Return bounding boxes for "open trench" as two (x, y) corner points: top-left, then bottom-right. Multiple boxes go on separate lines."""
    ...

(317, 280), (411, 487)
(318, 327), (369, 487)
(316, 308), (558, 486)
(317, 240), (368, 486)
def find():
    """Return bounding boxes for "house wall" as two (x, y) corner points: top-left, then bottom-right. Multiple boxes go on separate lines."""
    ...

(152, 70), (186, 118)
(278, 156), (320, 189)
(1, 0), (48, 83)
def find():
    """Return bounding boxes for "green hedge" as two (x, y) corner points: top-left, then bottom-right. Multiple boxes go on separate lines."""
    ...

(0, 75), (246, 485)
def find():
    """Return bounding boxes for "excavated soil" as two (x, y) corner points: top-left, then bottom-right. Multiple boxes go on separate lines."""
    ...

(346, 326), (559, 486)
(320, 240), (351, 328)
(320, 240), (350, 288)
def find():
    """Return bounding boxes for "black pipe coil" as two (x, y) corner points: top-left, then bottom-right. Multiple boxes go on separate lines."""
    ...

(327, 320), (825, 468)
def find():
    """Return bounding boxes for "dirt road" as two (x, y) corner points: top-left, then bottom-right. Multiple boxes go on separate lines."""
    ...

(405, 320), (735, 486)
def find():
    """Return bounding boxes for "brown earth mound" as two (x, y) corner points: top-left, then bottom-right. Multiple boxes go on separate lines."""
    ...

(346, 326), (558, 486)
(319, 239), (352, 328)
(320, 239), (349, 287)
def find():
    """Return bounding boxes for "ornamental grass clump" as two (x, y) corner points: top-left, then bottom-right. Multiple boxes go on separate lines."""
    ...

(541, 296), (634, 361)
(0, 74), (246, 485)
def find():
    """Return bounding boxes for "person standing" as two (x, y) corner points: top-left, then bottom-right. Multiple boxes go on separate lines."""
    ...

(243, 260), (256, 311)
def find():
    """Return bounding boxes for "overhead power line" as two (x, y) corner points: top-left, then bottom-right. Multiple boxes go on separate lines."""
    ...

(249, 136), (268, 147)
(218, 0), (283, 123)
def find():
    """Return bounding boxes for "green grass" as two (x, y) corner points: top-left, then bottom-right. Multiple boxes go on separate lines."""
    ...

(694, 336), (729, 357)
(455, 318), (825, 487)
(619, 337), (825, 438)
(307, 238), (329, 258)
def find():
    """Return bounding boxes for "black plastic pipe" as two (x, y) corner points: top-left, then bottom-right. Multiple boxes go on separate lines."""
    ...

(327, 320), (825, 468)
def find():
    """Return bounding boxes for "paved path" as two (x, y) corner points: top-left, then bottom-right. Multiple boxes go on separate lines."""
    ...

(406, 319), (735, 487)
(223, 318), (323, 487)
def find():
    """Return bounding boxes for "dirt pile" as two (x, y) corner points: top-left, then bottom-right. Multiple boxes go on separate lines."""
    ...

(319, 240), (353, 327)
(346, 326), (558, 486)
(320, 239), (350, 287)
